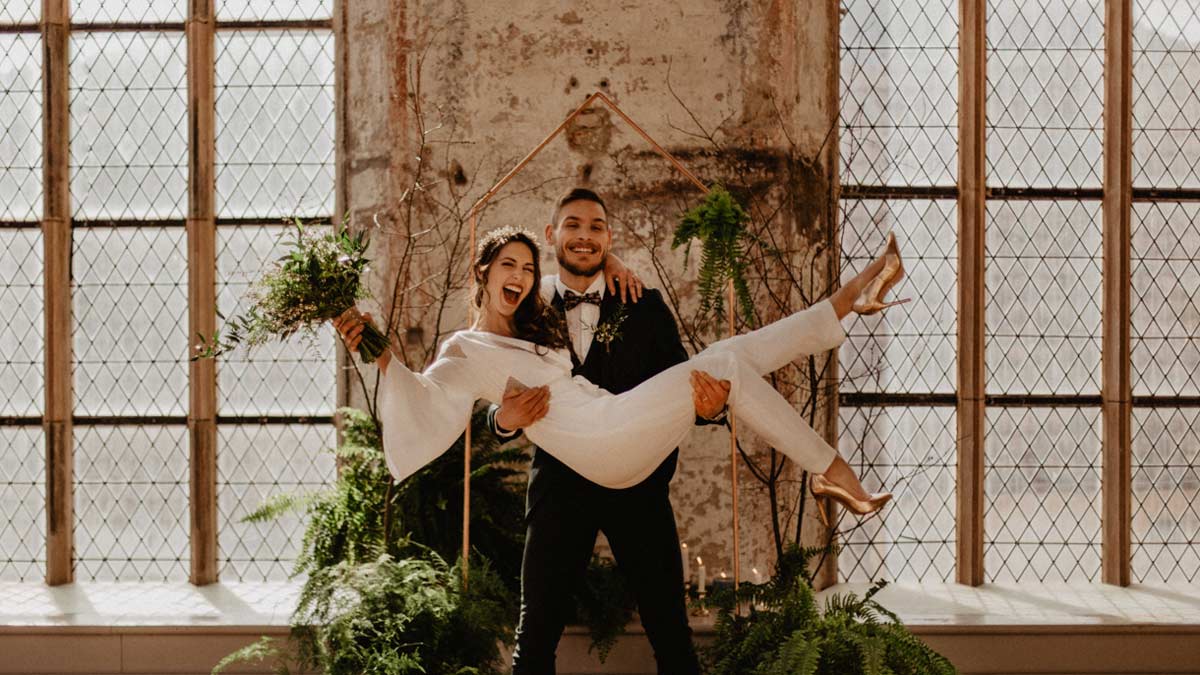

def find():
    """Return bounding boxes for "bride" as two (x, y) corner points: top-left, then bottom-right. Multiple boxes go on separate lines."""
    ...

(335, 226), (905, 520)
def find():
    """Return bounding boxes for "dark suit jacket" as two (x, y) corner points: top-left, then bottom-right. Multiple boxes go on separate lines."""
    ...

(491, 286), (696, 516)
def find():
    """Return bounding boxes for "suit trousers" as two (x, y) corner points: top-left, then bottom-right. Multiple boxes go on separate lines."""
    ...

(510, 482), (700, 675)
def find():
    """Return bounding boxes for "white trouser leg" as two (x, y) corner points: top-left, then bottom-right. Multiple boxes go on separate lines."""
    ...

(689, 351), (838, 473)
(526, 300), (845, 488)
(701, 299), (845, 376)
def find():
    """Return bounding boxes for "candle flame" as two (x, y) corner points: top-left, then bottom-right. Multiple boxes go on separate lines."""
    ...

(720, 571), (728, 579)
(696, 557), (703, 565)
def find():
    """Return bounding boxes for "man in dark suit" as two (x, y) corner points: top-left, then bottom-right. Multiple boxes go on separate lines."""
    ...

(490, 188), (730, 675)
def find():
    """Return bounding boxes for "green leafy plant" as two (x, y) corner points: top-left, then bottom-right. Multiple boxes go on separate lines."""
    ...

(193, 221), (390, 363)
(214, 549), (513, 675)
(568, 556), (637, 661)
(703, 546), (956, 675)
(672, 185), (757, 328)
(212, 408), (529, 675)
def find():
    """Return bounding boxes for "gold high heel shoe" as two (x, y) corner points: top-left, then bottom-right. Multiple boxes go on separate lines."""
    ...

(809, 474), (893, 527)
(852, 232), (911, 315)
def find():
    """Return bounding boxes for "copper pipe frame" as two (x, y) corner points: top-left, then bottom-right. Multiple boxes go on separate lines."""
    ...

(459, 93), (743, 600)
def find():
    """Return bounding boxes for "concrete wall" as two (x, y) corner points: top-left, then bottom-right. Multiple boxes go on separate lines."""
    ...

(337, 0), (842, 581)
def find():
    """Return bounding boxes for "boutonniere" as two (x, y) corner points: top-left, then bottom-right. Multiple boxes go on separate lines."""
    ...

(592, 304), (629, 353)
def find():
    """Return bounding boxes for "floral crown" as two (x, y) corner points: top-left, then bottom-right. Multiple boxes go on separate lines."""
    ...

(476, 225), (540, 257)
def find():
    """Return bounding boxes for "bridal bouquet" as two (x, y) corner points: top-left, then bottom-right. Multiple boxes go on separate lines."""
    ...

(193, 221), (391, 363)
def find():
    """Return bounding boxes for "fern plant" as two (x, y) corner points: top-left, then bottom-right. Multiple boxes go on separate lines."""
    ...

(672, 185), (757, 328)
(703, 546), (957, 675)
(213, 407), (528, 675)
(214, 549), (514, 675)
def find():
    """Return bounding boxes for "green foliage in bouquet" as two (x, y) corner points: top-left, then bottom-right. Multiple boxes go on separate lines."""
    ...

(192, 221), (390, 363)
(672, 185), (757, 328)
(703, 546), (957, 675)
(213, 549), (514, 675)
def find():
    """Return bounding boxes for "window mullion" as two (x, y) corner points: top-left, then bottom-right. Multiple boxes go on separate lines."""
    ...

(1101, 0), (1134, 586)
(42, 0), (73, 587)
(957, 0), (987, 587)
(186, 0), (218, 586)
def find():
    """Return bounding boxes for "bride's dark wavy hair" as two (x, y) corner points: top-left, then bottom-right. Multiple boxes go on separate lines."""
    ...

(472, 226), (571, 352)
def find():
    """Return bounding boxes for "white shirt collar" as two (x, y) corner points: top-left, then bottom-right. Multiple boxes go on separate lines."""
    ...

(553, 274), (605, 303)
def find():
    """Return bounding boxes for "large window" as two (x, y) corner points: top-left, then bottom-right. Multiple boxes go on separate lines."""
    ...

(0, 1), (336, 583)
(840, 0), (1200, 583)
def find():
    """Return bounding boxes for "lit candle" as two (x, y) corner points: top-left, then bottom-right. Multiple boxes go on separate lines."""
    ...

(681, 543), (690, 584)
(752, 567), (764, 585)
(697, 557), (706, 594)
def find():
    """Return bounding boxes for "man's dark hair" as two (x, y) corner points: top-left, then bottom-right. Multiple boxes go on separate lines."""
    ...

(550, 187), (607, 225)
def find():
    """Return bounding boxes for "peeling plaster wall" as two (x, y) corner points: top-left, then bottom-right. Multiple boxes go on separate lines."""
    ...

(340, 0), (841, 583)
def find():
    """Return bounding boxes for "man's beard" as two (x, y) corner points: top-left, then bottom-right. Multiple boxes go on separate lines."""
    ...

(557, 246), (606, 278)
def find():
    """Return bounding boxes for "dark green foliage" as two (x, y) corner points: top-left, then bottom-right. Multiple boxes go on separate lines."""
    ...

(672, 185), (757, 328)
(291, 550), (513, 675)
(215, 550), (514, 675)
(212, 407), (528, 675)
(567, 556), (638, 661)
(703, 546), (957, 675)
(193, 221), (390, 362)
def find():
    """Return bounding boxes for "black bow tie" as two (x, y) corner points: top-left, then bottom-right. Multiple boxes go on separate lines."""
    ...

(561, 290), (602, 311)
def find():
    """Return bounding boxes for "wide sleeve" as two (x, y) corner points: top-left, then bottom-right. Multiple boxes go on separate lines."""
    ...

(377, 336), (483, 482)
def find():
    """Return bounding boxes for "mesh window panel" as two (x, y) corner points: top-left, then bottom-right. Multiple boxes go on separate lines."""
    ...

(215, 30), (334, 219)
(1132, 201), (1200, 397)
(218, 424), (335, 581)
(216, 0), (332, 21)
(985, 200), (1102, 396)
(73, 226), (188, 417)
(75, 424), (188, 581)
(216, 225), (336, 416)
(69, 0), (184, 24)
(1132, 406), (1200, 582)
(0, 34), (42, 221)
(1132, 0), (1200, 188)
(840, 0), (958, 187)
(69, 31), (187, 220)
(1, 229), (43, 416)
(0, 1), (37, 24)
(838, 406), (956, 582)
(840, 199), (956, 394)
(0, 428), (44, 581)
(984, 406), (1102, 582)
(986, 0), (1104, 188)
(1132, 198), (1200, 578)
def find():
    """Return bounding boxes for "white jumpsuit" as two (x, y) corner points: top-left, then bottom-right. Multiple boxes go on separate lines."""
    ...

(378, 299), (846, 489)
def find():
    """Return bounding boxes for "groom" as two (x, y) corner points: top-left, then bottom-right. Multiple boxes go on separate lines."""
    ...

(489, 187), (730, 675)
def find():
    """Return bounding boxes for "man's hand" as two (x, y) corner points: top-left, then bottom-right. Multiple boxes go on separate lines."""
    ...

(495, 383), (551, 433)
(603, 252), (644, 303)
(690, 370), (731, 420)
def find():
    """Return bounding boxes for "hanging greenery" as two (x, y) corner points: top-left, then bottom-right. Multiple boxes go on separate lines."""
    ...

(672, 185), (757, 329)
(703, 546), (957, 675)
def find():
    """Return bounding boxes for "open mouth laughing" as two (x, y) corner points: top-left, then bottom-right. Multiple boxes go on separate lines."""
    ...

(502, 283), (522, 305)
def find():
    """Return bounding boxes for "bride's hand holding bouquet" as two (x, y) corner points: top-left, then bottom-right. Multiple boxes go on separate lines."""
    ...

(193, 221), (391, 363)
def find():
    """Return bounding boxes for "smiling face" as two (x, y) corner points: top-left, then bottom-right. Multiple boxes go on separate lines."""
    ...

(479, 240), (538, 322)
(545, 197), (611, 279)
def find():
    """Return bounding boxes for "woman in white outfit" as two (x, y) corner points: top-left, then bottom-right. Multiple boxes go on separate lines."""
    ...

(336, 226), (904, 518)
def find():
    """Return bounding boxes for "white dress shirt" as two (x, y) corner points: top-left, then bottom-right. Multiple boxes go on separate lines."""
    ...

(551, 274), (606, 363)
